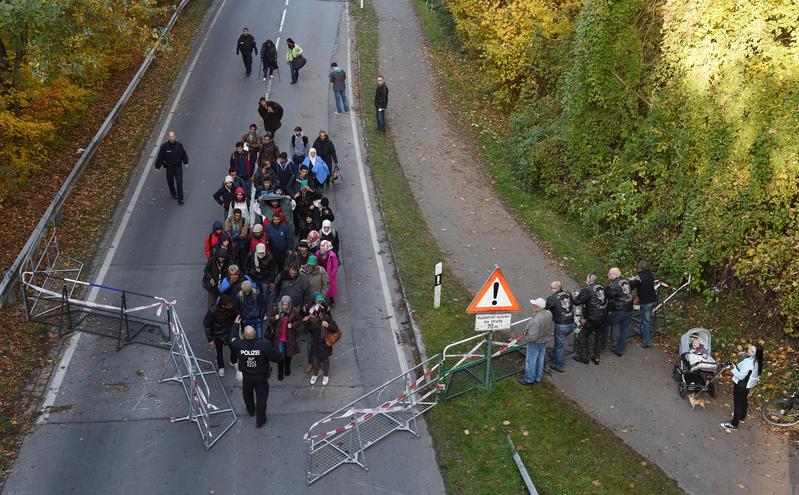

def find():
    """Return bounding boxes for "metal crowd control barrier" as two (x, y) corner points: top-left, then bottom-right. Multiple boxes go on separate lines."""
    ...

(304, 355), (444, 485)
(22, 270), (172, 350)
(160, 309), (237, 450)
(0, 0), (193, 308)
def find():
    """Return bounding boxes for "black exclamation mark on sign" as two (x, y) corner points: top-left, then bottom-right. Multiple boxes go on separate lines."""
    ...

(491, 281), (499, 305)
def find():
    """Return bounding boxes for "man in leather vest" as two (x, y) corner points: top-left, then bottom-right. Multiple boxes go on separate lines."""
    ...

(604, 267), (634, 357)
(573, 274), (608, 365)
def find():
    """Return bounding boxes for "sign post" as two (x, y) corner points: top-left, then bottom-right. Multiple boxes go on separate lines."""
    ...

(433, 262), (442, 309)
(466, 266), (521, 389)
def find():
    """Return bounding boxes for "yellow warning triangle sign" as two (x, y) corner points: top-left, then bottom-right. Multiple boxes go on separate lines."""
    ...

(466, 267), (521, 314)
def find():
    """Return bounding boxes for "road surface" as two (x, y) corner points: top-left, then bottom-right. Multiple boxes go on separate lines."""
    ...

(2, 1), (445, 493)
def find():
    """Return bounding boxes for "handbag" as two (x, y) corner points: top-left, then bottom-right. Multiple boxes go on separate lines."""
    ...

(331, 165), (343, 184)
(325, 323), (343, 347)
(292, 54), (307, 70)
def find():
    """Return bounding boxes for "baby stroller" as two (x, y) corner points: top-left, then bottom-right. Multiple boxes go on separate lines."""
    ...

(672, 328), (726, 398)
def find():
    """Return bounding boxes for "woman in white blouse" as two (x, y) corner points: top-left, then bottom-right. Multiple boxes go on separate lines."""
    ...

(721, 344), (764, 430)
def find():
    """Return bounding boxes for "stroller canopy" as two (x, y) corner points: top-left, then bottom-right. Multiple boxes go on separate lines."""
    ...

(679, 327), (712, 356)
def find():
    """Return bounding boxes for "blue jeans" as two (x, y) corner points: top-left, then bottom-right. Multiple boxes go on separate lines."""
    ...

(376, 108), (386, 132)
(604, 310), (632, 354)
(552, 323), (576, 369)
(291, 66), (300, 83)
(524, 343), (547, 383)
(639, 302), (655, 346)
(334, 90), (349, 113)
(278, 340), (287, 357)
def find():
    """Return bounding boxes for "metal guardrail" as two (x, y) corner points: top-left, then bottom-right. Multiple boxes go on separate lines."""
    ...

(0, 0), (192, 308)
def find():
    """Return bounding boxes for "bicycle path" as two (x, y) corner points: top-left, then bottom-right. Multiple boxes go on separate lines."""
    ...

(373, 0), (796, 493)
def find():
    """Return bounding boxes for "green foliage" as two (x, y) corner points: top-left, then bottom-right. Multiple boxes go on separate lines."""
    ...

(447, 0), (799, 333)
(0, 0), (168, 206)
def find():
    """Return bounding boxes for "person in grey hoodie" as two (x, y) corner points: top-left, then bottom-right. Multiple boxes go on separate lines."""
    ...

(518, 298), (554, 386)
(329, 63), (349, 114)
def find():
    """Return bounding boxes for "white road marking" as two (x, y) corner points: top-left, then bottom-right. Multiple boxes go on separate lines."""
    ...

(344, 2), (408, 374)
(279, 9), (287, 32)
(37, 0), (231, 425)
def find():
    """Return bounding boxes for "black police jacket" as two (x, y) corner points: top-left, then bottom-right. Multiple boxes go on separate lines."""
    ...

(230, 338), (282, 375)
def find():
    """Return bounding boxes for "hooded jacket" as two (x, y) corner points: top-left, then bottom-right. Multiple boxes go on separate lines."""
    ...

(213, 183), (235, 213)
(205, 221), (225, 259)
(258, 101), (283, 135)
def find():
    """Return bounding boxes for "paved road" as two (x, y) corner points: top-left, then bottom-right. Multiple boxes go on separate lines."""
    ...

(374, 0), (796, 494)
(3, 1), (444, 493)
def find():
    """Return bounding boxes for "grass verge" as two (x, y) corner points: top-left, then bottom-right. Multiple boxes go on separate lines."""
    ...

(350, 1), (683, 493)
(0, 0), (212, 483)
(408, 0), (799, 403)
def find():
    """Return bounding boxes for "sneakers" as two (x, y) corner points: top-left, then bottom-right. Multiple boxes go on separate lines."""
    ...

(572, 356), (589, 364)
(516, 379), (535, 387)
(334, 111), (342, 115)
(310, 375), (318, 385)
(592, 358), (600, 365)
(218, 367), (225, 378)
(322, 376), (329, 386)
(263, 77), (267, 81)
(236, 371), (243, 382)
(304, 363), (313, 373)
(549, 365), (565, 373)
(720, 422), (738, 430)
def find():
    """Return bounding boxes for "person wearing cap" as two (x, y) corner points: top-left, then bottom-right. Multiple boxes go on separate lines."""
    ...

(246, 242), (274, 310)
(545, 281), (576, 373)
(604, 267), (634, 357)
(260, 131), (279, 167)
(573, 274), (609, 365)
(236, 27), (258, 76)
(203, 247), (230, 308)
(518, 298), (554, 386)
(204, 294), (240, 377)
(237, 281), (263, 339)
(213, 175), (236, 218)
(319, 219), (340, 258)
(292, 176), (321, 233)
(302, 255), (329, 300)
(266, 212), (293, 271)
(229, 325), (283, 427)
(268, 295), (302, 380)
(316, 240), (339, 307)
(290, 126), (309, 166)
(258, 98), (283, 138)
(248, 223), (268, 254)
(204, 221), (225, 259)
(304, 293), (339, 385)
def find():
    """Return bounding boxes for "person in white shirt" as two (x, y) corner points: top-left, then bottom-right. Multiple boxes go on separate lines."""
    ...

(721, 344), (763, 430)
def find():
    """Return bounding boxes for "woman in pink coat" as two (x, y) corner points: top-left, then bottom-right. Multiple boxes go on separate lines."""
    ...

(316, 240), (339, 307)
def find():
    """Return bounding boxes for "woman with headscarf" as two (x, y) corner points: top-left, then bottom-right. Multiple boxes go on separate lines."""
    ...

(319, 219), (340, 259)
(721, 344), (764, 430)
(302, 148), (329, 189)
(307, 230), (321, 254)
(304, 293), (339, 386)
(316, 240), (340, 307)
(268, 295), (302, 380)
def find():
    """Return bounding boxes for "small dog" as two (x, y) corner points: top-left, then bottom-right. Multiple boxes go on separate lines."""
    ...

(688, 394), (706, 410)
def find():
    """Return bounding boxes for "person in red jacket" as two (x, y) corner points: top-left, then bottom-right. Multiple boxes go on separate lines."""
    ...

(205, 221), (225, 259)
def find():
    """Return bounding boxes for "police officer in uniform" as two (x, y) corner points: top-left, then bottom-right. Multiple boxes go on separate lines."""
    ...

(236, 27), (258, 77)
(230, 325), (282, 427)
(545, 280), (576, 372)
(573, 274), (608, 365)
(604, 267), (634, 357)
(155, 130), (189, 204)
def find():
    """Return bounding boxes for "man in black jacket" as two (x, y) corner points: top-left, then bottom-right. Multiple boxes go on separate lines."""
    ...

(604, 267), (634, 357)
(155, 131), (189, 204)
(545, 280), (575, 372)
(204, 295), (240, 377)
(236, 27), (257, 76)
(573, 274), (608, 365)
(230, 325), (283, 427)
(630, 261), (656, 347)
(258, 98), (283, 138)
(374, 75), (389, 133)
